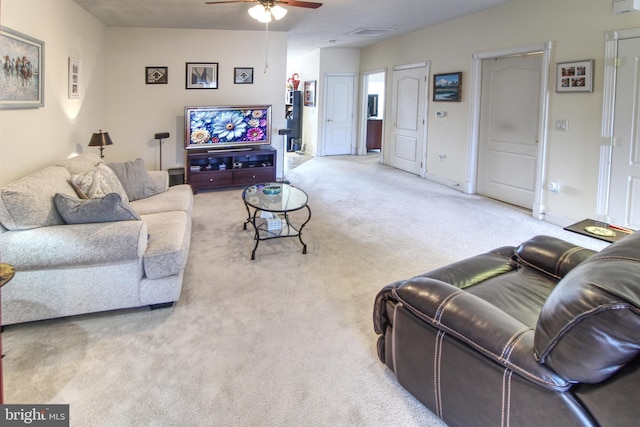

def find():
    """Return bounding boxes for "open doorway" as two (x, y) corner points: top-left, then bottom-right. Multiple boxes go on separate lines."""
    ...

(361, 70), (386, 157)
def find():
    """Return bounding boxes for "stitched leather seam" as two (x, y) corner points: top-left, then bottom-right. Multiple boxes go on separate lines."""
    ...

(502, 369), (512, 427)
(538, 303), (636, 362)
(580, 255), (640, 265)
(514, 255), (561, 280)
(434, 290), (464, 324)
(500, 328), (532, 362)
(396, 297), (570, 390)
(434, 330), (445, 418)
(392, 303), (400, 375)
(554, 246), (586, 276)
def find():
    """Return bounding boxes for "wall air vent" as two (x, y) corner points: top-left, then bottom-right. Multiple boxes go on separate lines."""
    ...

(613, 0), (640, 13)
(347, 28), (396, 37)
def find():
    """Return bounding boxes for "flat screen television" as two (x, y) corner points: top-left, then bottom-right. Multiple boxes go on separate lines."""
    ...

(184, 105), (272, 150)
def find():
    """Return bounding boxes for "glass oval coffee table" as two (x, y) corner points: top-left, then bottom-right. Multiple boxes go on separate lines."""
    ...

(242, 183), (311, 260)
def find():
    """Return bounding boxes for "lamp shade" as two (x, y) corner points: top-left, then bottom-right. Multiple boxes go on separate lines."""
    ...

(271, 5), (287, 20)
(248, 4), (272, 23)
(88, 130), (113, 147)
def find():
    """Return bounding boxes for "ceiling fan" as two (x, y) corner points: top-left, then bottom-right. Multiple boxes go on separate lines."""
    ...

(204, 0), (323, 9)
(205, 0), (323, 23)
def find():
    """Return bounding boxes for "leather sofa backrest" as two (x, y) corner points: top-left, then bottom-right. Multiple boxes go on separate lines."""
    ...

(534, 231), (640, 384)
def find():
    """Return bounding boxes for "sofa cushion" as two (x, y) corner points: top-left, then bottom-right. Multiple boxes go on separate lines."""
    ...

(0, 166), (77, 231)
(54, 192), (140, 224)
(534, 232), (640, 383)
(108, 159), (158, 201)
(58, 152), (103, 175)
(142, 211), (191, 280)
(71, 163), (129, 202)
(129, 184), (193, 216)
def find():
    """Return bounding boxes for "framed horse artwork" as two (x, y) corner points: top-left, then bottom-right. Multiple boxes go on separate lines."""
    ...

(0, 26), (45, 109)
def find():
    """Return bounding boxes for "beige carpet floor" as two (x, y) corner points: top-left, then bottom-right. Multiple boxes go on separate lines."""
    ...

(3, 154), (607, 426)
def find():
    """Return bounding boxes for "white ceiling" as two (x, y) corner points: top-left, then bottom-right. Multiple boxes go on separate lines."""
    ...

(72, 0), (513, 56)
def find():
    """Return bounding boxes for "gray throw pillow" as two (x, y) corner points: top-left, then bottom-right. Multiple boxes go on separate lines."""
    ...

(108, 159), (157, 201)
(54, 192), (141, 224)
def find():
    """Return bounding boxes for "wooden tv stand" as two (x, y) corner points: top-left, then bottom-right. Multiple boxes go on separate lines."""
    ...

(186, 146), (276, 193)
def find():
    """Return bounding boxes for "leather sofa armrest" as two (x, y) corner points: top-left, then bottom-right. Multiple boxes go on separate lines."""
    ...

(385, 276), (571, 391)
(515, 235), (596, 280)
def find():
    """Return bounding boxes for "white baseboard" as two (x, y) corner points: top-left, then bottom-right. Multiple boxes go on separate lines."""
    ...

(424, 173), (471, 194)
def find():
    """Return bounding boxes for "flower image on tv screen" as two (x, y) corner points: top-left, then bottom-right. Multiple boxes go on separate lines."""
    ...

(184, 105), (272, 149)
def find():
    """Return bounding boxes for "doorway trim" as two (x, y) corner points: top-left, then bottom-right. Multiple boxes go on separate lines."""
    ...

(359, 69), (387, 156)
(599, 27), (640, 222)
(468, 42), (552, 219)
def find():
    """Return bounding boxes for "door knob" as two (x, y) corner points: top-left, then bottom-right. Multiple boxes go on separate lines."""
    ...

(327, 119), (333, 122)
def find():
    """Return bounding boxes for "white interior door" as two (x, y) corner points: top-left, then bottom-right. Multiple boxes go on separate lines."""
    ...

(609, 37), (640, 228)
(477, 54), (542, 208)
(388, 64), (427, 176)
(323, 74), (355, 156)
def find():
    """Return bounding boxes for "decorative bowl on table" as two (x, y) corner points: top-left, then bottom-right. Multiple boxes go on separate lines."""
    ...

(262, 185), (282, 195)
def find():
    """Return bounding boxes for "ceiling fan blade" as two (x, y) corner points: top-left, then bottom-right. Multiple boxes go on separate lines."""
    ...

(204, 1), (254, 5)
(279, 1), (323, 9)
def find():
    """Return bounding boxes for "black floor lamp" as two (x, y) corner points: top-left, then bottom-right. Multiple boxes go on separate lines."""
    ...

(154, 132), (170, 170)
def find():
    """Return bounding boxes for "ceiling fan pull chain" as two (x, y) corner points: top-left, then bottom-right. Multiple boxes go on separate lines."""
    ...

(264, 21), (269, 73)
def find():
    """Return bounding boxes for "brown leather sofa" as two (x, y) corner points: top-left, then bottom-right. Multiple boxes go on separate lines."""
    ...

(373, 232), (640, 427)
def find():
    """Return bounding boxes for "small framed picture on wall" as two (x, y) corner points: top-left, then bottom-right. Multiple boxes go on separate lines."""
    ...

(146, 66), (168, 84)
(186, 62), (218, 89)
(433, 72), (462, 102)
(304, 80), (316, 106)
(69, 57), (81, 98)
(234, 67), (254, 84)
(556, 59), (594, 93)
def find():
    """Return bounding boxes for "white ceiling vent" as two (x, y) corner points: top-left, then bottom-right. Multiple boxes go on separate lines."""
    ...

(348, 28), (396, 37)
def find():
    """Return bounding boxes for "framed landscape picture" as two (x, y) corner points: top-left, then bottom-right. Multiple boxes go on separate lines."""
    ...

(186, 62), (218, 89)
(433, 72), (461, 102)
(556, 59), (594, 93)
(0, 26), (45, 109)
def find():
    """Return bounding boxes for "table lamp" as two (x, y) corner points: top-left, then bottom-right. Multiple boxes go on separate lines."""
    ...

(88, 130), (113, 159)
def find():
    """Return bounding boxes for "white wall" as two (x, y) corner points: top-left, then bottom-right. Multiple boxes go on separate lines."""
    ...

(359, 0), (640, 224)
(289, 49), (320, 154)
(1, 2), (288, 185)
(288, 47), (360, 156)
(1, 0), (106, 186)
(104, 27), (288, 177)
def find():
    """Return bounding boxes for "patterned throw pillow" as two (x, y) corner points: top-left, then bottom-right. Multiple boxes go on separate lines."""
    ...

(54, 192), (140, 224)
(70, 163), (129, 202)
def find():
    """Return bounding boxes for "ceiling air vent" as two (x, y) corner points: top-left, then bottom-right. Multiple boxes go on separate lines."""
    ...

(348, 28), (395, 37)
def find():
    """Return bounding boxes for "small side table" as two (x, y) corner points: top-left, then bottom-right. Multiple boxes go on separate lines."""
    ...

(242, 183), (311, 260)
(0, 263), (15, 404)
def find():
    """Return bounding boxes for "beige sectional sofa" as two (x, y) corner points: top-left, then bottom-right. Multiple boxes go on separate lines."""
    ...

(0, 153), (193, 325)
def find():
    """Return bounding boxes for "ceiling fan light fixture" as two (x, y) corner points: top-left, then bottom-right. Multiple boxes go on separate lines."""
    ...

(270, 5), (287, 20)
(248, 4), (272, 23)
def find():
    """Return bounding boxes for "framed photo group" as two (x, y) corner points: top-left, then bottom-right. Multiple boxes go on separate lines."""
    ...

(556, 59), (594, 93)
